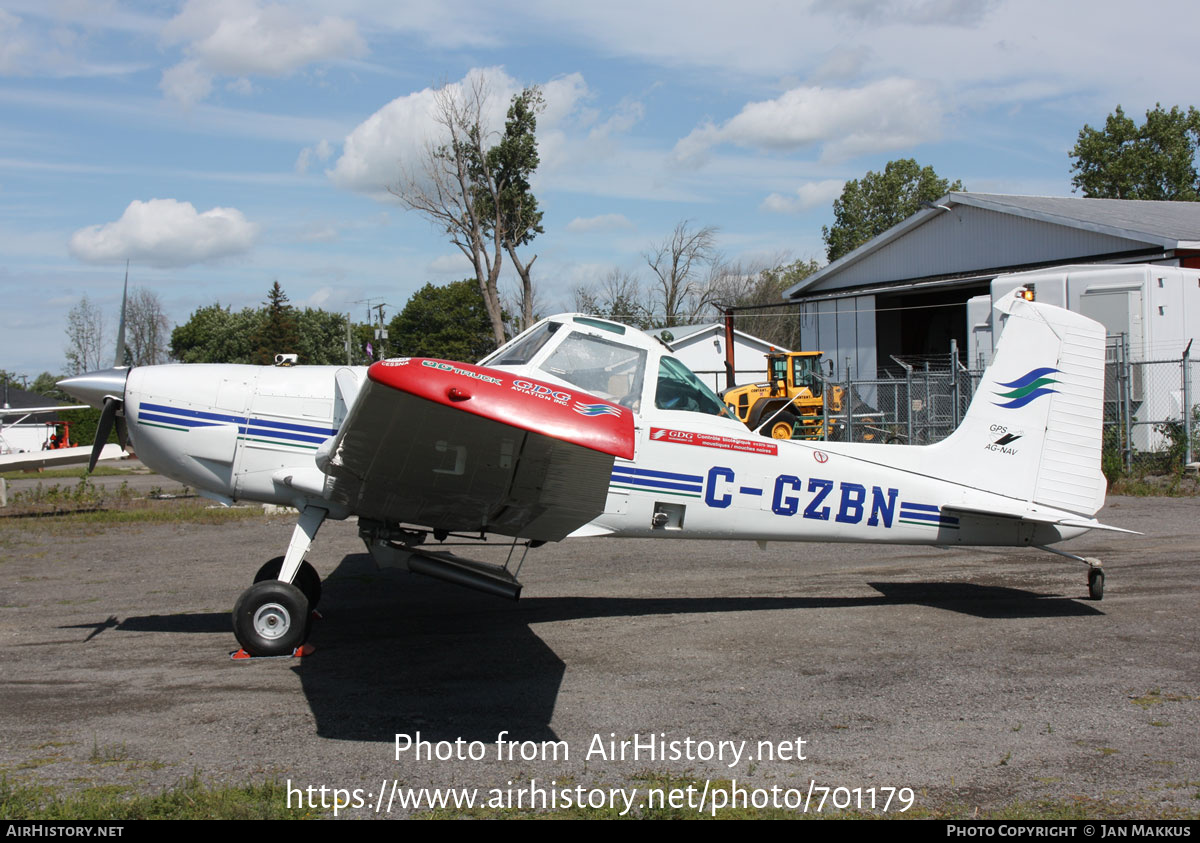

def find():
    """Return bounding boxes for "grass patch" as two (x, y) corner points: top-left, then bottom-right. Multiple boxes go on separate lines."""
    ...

(1, 466), (138, 481)
(1131, 689), (1199, 708)
(89, 739), (129, 765)
(1109, 474), (1200, 497)
(0, 773), (317, 820)
(2, 477), (134, 514)
(0, 496), (268, 529)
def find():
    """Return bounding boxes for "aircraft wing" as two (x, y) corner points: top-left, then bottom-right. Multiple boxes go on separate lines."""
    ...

(316, 358), (635, 542)
(0, 443), (124, 473)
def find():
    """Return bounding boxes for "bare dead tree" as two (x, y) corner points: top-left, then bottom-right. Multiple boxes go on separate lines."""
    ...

(388, 78), (544, 346)
(125, 287), (171, 366)
(644, 220), (720, 327)
(571, 268), (652, 328)
(64, 295), (107, 375)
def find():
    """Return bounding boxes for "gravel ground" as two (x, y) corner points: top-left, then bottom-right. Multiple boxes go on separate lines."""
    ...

(0, 490), (1197, 818)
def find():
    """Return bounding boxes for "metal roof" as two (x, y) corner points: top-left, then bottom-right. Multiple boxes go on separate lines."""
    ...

(785, 193), (1200, 299)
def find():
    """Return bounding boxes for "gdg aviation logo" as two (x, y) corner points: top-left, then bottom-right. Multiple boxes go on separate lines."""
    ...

(512, 379), (571, 405)
(992, 367), (1059, 409)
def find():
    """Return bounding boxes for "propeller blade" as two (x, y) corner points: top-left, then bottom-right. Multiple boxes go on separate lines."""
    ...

(115, 415), (129, 451)
(114, 262), (128, 368)
(89, 397), (120, 473)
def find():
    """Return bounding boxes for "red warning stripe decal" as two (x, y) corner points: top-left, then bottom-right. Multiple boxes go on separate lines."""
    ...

(649, 427), (778, 456)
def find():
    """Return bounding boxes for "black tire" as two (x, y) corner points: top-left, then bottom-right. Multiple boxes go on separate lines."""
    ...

(1088, 568), (1104, 601)
(254, 556), (322, 609)
(767, 411), (797, 440)
(232, 580), (310, 657)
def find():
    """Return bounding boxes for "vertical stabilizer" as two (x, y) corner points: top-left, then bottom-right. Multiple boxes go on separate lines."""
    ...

(928, 290), (1107, 517)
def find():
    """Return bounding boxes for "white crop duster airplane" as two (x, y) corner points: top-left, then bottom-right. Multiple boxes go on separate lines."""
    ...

(59, 289), (1128, 657)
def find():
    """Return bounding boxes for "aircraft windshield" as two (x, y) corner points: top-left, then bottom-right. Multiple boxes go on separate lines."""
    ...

(654, 357), (730, 417)
(538, 331), (647, 408)
(484, 322), (560, 365)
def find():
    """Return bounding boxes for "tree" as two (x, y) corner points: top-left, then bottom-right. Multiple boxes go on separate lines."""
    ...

(64, 295), (107, 375)
(124, 287), (171, 366)
(252, 282), (300, 365)
(170, 304), (265, 364)
(644, 220), (721, 327)
(718, 258), (822, 350)
(31, 371), (69, 401)
(390, 79), (545, 345)
(822, 159), (964, 262)
(294, 308), (356, 366)
(1070, 104), (1200, 200)
(389, 279), (497, 362)
(171, 294), (364, 365)
(572, 268), (654, 329)
(489, 87), (545, 332)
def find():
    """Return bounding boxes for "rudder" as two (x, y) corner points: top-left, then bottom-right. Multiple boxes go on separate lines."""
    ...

(928, 290), (1107, 517)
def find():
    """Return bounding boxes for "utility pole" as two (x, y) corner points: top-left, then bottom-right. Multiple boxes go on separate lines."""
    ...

(353, 298), (391, 361)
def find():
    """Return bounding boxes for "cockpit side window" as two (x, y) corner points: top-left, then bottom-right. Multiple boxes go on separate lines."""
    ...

(654, 357), (730, 417)
(538, 332), (647, 408)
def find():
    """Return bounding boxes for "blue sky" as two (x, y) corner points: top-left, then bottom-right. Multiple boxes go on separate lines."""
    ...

(1, 0), (1196, 377)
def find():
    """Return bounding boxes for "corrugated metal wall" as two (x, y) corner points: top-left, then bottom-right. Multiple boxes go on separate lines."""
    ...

(814, 206), (1150, 292)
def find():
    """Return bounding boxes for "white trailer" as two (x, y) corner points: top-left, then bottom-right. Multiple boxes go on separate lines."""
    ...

(968, 264), (1199, 452)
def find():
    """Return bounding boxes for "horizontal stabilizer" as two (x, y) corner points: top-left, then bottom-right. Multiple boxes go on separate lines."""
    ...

(943, 505), (1139, 535)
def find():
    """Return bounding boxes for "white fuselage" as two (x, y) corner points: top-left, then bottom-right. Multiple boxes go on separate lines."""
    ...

(122, 360), (1084, 549)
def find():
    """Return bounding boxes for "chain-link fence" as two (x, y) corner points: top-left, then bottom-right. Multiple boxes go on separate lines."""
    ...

(1104, 335), (1196, 477)
(822, 351), (981, 445)
(707, 336), (1197, 477)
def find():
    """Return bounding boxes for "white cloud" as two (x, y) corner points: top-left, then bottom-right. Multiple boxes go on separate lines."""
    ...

(160, 0), (366, 105)
(68, 198), (259, 267)
(0, 7), (148, 78)
(811, 0), (997, 26)
(761, 180), (845, 214)
(159, 59), (212, 106)
(428, 253), (472, 275)
(329, 68), (589, 195)
(225, 76), (256, 95)
(566, 214), (634, 233)
(295, 139), (334, 174)
(673, 79), (943, 166)
(0, 10), (31, 75)
(305, 286), (333, 308)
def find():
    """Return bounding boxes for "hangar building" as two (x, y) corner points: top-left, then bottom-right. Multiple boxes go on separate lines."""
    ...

(782, 193), (1200, 378)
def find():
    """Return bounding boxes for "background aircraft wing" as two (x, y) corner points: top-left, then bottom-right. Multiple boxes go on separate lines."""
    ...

(0, 443), (124, 473)
(317, 358), (634, 542)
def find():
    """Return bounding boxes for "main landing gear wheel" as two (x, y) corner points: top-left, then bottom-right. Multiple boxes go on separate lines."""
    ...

(254, 556), (322, 609)
(1088, 567), (1105, 601)
(232, 580), (311, 657)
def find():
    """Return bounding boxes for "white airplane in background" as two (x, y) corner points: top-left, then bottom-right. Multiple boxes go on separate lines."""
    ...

(0, 403), (123, 473)
(59, 289), (1130, 658)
